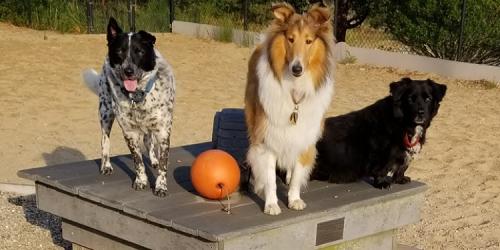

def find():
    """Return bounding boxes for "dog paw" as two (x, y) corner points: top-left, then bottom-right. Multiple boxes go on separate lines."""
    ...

(154, 188), (168, 197)
(288, 199), (307, 210)
(394, 176), (411, 184)
(100, 166), (113, 175)
(264, 203), (281, 215)
(132, 179), (147, 190)
(374, 181), (392, 189)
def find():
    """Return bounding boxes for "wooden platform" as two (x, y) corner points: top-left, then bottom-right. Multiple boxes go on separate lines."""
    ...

(19, 142), (426, 250)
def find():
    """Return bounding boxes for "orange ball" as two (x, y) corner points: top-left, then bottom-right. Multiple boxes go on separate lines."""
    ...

(190, 149), (240, 200)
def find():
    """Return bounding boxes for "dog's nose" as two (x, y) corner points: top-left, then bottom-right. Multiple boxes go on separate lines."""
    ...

(124, 67), (134, 77)
(292, 63), (303, 76)
(418, 109), (425, 115)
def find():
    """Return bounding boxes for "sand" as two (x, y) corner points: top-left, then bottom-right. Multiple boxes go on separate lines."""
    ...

(0, 22), (499, 249)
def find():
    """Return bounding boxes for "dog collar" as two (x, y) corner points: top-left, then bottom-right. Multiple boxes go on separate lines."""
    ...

(130, 69), (157, 103)
(403, 132), (420, 148)
(403, 125), (423, 149)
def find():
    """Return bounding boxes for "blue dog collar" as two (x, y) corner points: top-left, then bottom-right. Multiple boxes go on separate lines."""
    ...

(131, 70), (157, 103)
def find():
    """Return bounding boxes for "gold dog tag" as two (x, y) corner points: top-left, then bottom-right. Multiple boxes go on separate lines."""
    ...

(290, 105), (299, 125)
(289, 90), (305, 126)
(290, 111), (298, 125)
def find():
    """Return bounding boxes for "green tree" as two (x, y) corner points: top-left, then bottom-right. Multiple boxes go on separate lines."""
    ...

(381, 0), (500, 66)
(332, 0), (375, 42)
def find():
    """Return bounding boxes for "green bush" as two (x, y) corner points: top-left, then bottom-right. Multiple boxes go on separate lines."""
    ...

(379, 0), (500, 66)
(0, 0), (85, 32)
(0, 0), (170, 33)
(173, 0), (311, 31)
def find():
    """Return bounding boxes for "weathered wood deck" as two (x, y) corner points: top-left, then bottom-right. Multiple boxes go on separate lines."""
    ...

(18, 109), (426, 249)
(19, 142), (426, 250)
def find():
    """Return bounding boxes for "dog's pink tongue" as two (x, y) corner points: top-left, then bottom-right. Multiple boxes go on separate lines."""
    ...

(124, 80), (137, 92)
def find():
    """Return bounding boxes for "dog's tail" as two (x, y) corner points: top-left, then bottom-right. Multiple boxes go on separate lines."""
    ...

(82, 69), (100, 95)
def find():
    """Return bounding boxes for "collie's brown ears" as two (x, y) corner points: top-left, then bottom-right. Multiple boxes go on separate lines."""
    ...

(427, 79), (447, 103)
(307, 4), (331, 26)
(272, 2), (295, 23)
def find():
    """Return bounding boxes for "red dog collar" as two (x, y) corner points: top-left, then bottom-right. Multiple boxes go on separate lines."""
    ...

(404, 132), (420, 148)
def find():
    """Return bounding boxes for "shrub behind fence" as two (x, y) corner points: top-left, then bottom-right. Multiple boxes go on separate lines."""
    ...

(0, 0), (497, 66)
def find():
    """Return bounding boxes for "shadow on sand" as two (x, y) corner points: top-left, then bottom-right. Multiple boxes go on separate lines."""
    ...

(7, 146), (89, 249)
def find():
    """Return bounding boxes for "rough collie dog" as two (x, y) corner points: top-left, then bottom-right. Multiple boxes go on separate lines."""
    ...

(83, 18), (175, 196)
(245, 3), (335, 215)
(313, 78), (447, 188)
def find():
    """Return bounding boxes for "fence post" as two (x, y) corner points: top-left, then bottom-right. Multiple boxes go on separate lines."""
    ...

(169, 0), (175, 32)
(86, 0), (94, 33)
(457, 0), (467, 60)
(28, 1), (32, 27)
(243, 0), (249, 31)
(128, 0), (136, 32)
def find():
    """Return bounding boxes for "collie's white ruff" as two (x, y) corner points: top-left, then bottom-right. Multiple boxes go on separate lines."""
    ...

(247, 50), (334, 215)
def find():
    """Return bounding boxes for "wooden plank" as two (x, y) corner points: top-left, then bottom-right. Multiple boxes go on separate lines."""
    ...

(62, 220), (145, 250)
(73, 160), (197, 211)
(173, 181), (425, 240)
(22, 139), (427, 247)
(20, 143), (209, 197)
(146, 193), (256, 239)
(221, 218), (318, 250)
(320, 230), (394, 250)
(36, 183), (217, 249)
(18, 161), (101, 194)
(122, 191), (200, 219)
(18, 160), (98, 182)
(77, 180), (155, 211)
(55, 156), (135, 194)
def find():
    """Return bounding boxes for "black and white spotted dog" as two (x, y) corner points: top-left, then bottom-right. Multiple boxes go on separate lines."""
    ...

(82, 17), (175, 196)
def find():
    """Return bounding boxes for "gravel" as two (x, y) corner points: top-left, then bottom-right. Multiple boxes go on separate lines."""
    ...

(0, 191), (71, 250)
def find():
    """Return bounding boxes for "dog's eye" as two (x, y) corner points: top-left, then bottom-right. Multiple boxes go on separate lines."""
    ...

(425, 96), (432, 102)
(135, 48), (144, 55)
(288, 37), (294, 43)
(305, 39), (313, 44)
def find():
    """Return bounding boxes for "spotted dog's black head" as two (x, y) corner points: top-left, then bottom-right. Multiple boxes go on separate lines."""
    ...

(106, 17), (156, 93)
(390, 78), (447, 129)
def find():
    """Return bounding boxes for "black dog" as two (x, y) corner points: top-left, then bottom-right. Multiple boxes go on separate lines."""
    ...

(312, 78), (447, 188)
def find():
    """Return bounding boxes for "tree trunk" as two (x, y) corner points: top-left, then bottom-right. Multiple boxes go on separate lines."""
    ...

(334, 0), (369, 42)
(334, 0), (349, 42)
